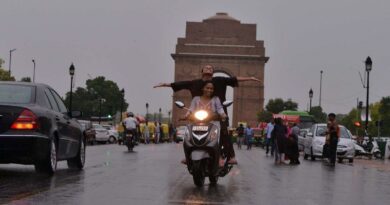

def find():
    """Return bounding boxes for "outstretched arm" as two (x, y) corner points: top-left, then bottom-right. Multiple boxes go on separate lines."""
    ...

(153, 83), (171, 88)
(153, 80), (193, 92)
(236, 76), (262, 83)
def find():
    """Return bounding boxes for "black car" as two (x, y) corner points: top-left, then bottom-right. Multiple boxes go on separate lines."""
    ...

(0, 82), (85, 174)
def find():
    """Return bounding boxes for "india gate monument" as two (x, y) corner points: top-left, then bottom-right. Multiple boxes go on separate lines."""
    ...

(171, 13), (269, 127)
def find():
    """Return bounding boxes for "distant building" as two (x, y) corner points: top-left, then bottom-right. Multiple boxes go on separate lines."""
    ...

(171, 13), (269, 126)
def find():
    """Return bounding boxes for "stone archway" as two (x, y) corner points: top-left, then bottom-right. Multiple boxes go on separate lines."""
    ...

(171, 13), (269, 127)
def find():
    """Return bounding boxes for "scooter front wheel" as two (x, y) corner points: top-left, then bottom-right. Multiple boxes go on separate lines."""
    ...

(209, 176), (219, 185)
(192, 160), (205, 187)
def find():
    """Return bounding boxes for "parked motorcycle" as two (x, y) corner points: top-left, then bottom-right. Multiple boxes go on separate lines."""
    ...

(354, 139), (382, 159)
(175, 100), (233, 187)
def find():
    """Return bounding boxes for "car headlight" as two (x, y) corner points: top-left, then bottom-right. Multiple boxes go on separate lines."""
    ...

(194, 110), (208, 121)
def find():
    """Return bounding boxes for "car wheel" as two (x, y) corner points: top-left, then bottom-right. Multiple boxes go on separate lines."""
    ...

(310, 147), (316, 161)
(108, 136), (116, 144)
(67, 139), (86, 170)
(349, 158), (354, 163)
(35, 139), (57, 174)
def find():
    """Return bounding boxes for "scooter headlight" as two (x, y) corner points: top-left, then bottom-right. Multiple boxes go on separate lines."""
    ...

(194, 110), (208, 121)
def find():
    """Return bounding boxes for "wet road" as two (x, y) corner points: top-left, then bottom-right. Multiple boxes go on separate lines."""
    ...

(1, 143), (390, 205)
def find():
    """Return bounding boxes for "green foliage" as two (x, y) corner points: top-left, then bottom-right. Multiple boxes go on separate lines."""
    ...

(0, 68), (16, 81)
(64, 76), (128, 119)
(20, 77), (31, 82)
(379, 97), (390, 136)
(257, 110), (273, 122)
(310, 106), (327, 123)
(265, 98), (298, 114)
(0, 58), (4, 68)
(341, 99), (390, 137)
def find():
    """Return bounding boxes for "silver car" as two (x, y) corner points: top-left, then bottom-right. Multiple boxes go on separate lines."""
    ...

(92, 124), (110, 143)
(303, 123), (355, 163)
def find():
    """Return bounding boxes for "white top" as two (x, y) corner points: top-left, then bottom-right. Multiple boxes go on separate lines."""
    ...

(123, 117), (138, 130)
(187, 96), (225, 116)
(266, 123), (274, 139)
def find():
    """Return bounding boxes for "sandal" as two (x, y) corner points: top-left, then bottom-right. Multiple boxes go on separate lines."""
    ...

(227, 158), (238, 165)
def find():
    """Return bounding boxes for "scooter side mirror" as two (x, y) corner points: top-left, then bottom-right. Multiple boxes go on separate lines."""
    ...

(222, 100), (233, 107)
(175, 101), (185, 109)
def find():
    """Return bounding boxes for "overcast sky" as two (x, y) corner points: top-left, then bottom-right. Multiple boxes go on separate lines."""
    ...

(1, 0), (389, 116)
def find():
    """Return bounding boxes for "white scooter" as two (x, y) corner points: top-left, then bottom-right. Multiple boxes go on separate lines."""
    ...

(355, 139), (382, 159)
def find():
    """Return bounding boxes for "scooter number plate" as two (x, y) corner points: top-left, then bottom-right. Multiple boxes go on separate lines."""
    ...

(192, 126), (208, 131)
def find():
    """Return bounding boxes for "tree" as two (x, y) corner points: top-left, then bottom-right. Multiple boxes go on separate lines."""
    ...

(20, 77), (31, 82)
(265, 98), (298, 114)
(257, 110), (273, 122)
(64, 76), (128, 119)
(265, 98), (285, 113)
(284, 98), (298, 111)
(310, 106), (327, 123)
(379, 97), (390, 136)
(0, 58), (16, 81)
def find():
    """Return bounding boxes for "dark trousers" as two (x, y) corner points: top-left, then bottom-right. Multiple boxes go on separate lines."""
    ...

(220, 120), (235, 159)
(266, 138), (274, 154)
(328, 136), (338, 164)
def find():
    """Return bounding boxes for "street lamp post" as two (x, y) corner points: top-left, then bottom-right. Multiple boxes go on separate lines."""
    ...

(9, 49), (16, 77)
(99, 97), (106, 124)
(69, 64), (75, 116)
(32, 59), (36, 82)
(364, 56), (372, 141)
(309, 88), (313, 113)
(146, 103), (149, 121)
(319, 70), (323, 107)
(120, 89), (125, 122)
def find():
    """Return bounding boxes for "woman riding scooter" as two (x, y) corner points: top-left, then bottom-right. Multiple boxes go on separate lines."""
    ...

(181, 81), (227, 167)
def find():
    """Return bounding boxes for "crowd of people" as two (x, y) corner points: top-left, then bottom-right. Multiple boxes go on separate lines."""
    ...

(121, 112), (177, 145)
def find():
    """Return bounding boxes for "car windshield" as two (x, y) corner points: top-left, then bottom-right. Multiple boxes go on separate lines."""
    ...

(0, 84), (34, 104)
(316, 126), (327, 136)
(316, 125), (351, 139)
(93, 124), (104, 129)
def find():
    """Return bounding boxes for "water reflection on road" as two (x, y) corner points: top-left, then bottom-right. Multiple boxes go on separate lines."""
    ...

(0, 144), (389, 205)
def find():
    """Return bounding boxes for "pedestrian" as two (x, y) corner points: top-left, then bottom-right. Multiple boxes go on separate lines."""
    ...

(236, 124), (245, 149)
(154, 65), (261, 164)
(286, 123), (300, 165)
(154, 122), (160, 144)
(271, 117), (288, 164)
(169, 123), (174, 143)
(265, 118), (275, 156)
(326, 113), (340, 166)
(143, 121), (150, 144)
(245, 125), (254, 150)
(159, 123), (164, 143)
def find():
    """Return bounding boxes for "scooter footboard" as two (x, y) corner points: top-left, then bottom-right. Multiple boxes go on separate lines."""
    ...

(191, 150), (210, 161)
